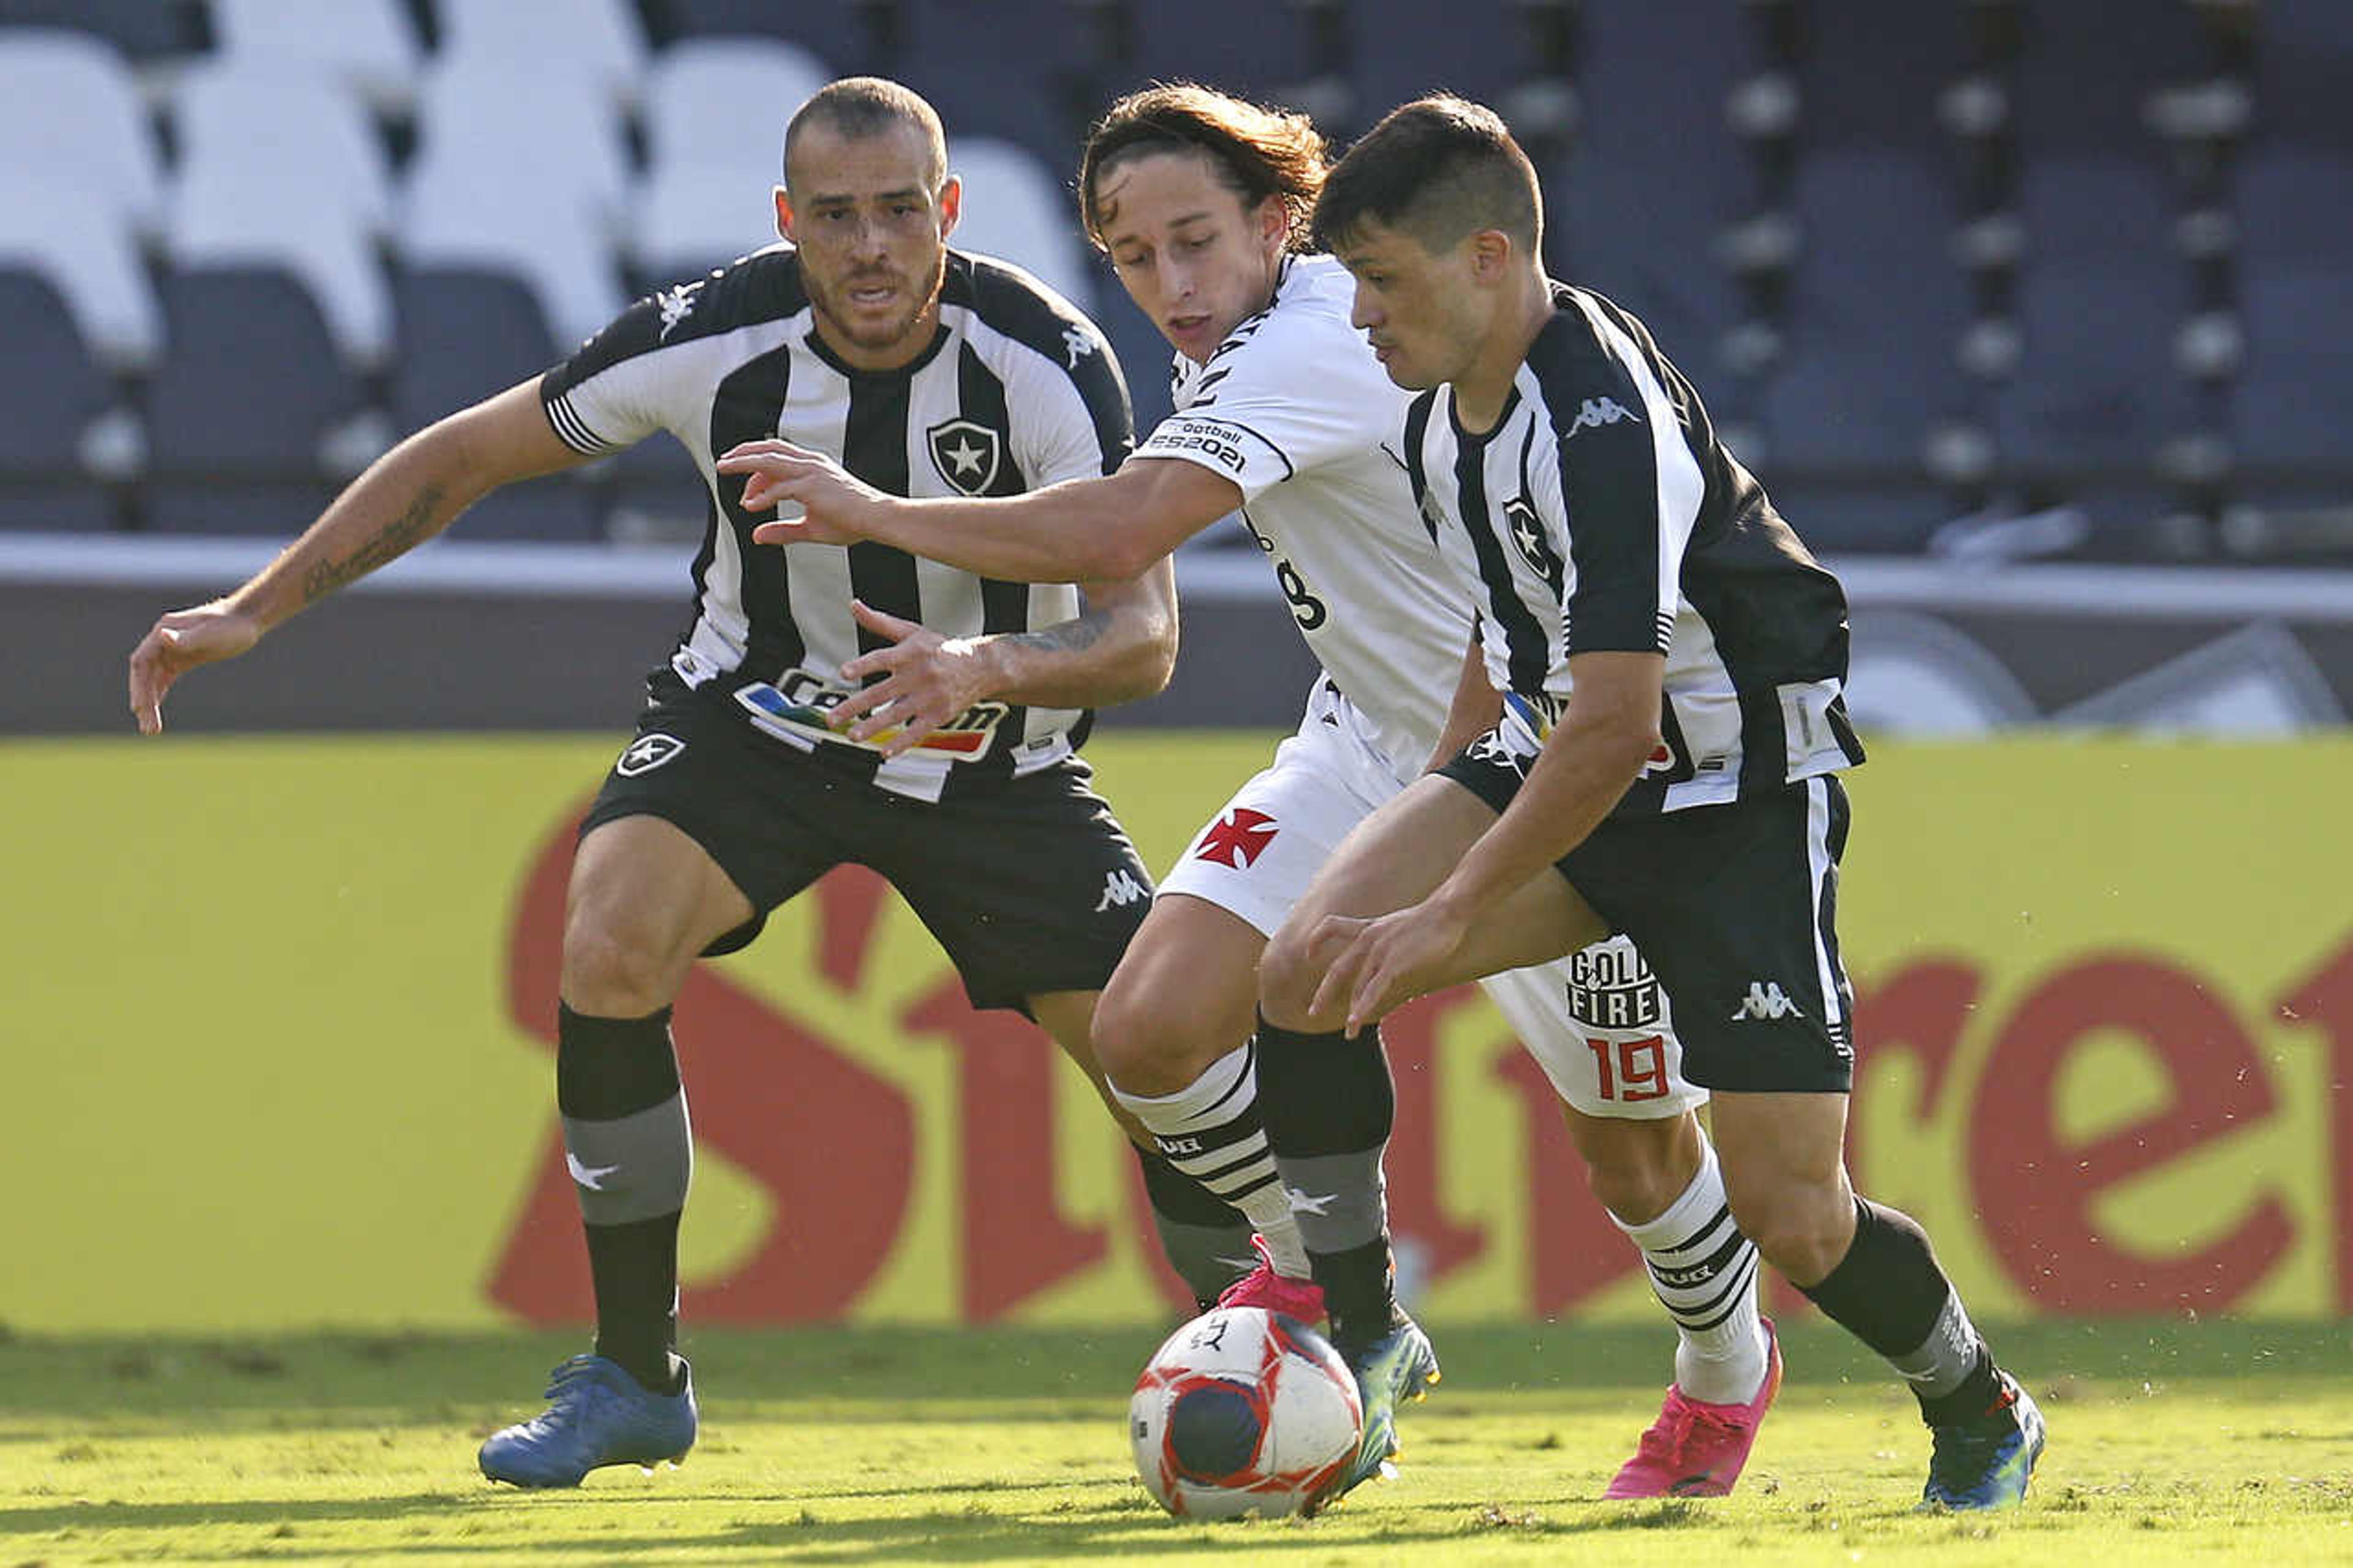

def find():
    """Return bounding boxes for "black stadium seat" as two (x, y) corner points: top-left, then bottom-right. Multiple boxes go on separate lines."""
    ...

(0, 267), (115, 531)
(393, 265), (602, 542)
(144, 267), (357, 536)
(1756, 149), (1976, 552)
(0, 0), (202, 61)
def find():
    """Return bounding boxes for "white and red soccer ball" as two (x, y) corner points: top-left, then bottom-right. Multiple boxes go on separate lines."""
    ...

(1129, 1305), (1365, 1520)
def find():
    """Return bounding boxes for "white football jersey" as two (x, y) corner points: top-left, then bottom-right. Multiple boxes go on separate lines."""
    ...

(1133, 255), (1474, 782)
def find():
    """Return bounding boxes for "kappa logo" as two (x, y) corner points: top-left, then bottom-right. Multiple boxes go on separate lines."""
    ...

(927, 417), (1002, 495)
(1729, 980), (1804, 1021)
(615, 732), (685, 776)
(1094, 868), (1150, 911)
(654, 279), (704, 340)
(1062, 324), (1097, 368)
(564, 1152), (621, 1191)
(1503, 496), (1561, 578)
(1564, 395), (1641, 437)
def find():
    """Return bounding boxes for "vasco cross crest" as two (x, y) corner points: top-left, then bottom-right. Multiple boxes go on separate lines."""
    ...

(927, 418), (1002, 496)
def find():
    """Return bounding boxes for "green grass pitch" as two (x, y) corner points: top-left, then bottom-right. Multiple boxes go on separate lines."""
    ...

(4, 1317), (2351, 1564)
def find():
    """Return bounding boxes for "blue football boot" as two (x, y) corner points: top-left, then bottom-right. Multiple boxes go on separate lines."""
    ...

(1920, 1373), (2045, 1510)
(478, 1354), (697, 1488)
(1302, 1312), (1440, 1516)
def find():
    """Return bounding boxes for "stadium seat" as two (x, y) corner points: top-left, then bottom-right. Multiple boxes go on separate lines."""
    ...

(635, 170), (779, 288)
(1552, 1), (1773, 372)
(1794, 0), (1968, 150)
(409, 56), (635, 238)
(436, 0), (650, 106)
(1755, 148), (1977, 552)
(892, 0), (1099, 155)
(0, 169), (162, 370)
(207, 0), (423, 110)
(2254, 0), (2353, 150)
(401, 156), (629, 355)
(145, 267), (361, 536)
(1991, 155), (2200, 517)
(0, 0), (201, 63)
(1127, 0), (1324, 107)
(0, 27), (165, 237)
(2230, 148), (2353, 499)
(2012, 0), (2211, 150)
(662, 0), (876, 65)
(1348, 0), (1517, 124)
(167, 66), (396, 371)
(945, 138), (1096, 309)
(387, 264), (600, 540)
(632, 36), (829, 281)
(0, 267), (119, 532)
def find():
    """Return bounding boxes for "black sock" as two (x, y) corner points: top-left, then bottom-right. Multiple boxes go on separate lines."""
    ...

(558, 1002), (691, 1395)
(1800, 1195), (2001, 1425)
(1254, 1016), (1397, 1346)
(1133, 1143), (1255, 1311)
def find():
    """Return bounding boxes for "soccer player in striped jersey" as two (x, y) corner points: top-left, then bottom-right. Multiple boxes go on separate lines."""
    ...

(1291, 95), (2045, 1510)
(719, 84), (1780, 1508)
(125, 77), (1259, 1487)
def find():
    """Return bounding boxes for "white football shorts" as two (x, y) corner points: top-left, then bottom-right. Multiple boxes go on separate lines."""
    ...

(1158, 678), (1707, 1120)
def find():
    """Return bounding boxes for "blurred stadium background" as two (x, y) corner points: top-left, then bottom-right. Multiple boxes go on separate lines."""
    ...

(6, 1), (2352, 1341)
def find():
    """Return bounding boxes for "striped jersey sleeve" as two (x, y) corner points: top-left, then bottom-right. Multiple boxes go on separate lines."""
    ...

(1531, 295), (1706, 657)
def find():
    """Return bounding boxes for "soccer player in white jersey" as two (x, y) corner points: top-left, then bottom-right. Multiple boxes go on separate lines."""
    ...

(718, 84), (1781, 1507)
(1285, 95), (2045, 1510)
(124, 78), (1265, 1488)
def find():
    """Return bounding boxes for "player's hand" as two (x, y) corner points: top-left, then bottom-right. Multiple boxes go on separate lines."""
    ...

(127, 600), (263, 735)
(1306, 896), (1474, 1034)
(825, 599), (995, 757)
(714, 439), (890, 546)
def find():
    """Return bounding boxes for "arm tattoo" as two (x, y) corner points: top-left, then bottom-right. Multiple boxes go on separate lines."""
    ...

(1004, 611), (1108, 657)
(301, 482), (446, 604)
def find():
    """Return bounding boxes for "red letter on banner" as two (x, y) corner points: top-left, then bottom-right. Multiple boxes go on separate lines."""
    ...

(1969, 953), (2292, 1313)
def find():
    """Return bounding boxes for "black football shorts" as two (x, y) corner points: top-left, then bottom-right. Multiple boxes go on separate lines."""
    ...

(582, 670), (1154, 1012)
(1441, 725), (1857, 1094)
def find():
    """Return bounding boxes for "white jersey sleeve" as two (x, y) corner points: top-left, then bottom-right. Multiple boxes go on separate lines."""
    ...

(540, 278), (722, 455)
(1133, 259), (1401, 502)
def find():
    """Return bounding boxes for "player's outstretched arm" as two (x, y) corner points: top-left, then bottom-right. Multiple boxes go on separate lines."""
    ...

(127, 379), (593, 734)
(1315, 651), (1665, 1030)
(719, 439), (1235, 585)
(821, 561), (1179, 756)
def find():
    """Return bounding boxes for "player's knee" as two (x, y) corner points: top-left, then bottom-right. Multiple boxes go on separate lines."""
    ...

(1724, 1172), (1853, 1285)
(1254, 922), (1329, 1033)
(1572, 1112), (1696, 1224)
(560, 912), (685, 1018)
(1094, 969), (1216, 1097)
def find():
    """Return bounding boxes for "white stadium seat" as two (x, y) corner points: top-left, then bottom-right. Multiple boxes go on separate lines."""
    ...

(402, 160), (627, 352)
(0, 169), (161, 369)
(410, 56), (634, 235)
(207, 0), (423, 112)
(173, 59), (394, 235)
(166, 60), (396, 369)
(632, 36), (831, 278)
(436, 0), (650, 106)
(944, 138), (1094, 307)
(0, 28), (164, 235)
(642, 35), (830, 176)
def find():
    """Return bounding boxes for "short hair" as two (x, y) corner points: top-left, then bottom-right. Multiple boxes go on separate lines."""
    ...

(1313, 95), (1542, 256)
(782, 77), (947, 191)
(1078, 83), (1329, 252)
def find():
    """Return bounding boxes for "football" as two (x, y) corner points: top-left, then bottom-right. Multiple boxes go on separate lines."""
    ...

(1129, 1305), (1365, 1520)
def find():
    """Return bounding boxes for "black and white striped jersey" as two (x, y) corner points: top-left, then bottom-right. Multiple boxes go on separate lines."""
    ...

(1401, 282), (1865, 816)
(539, 243), (1133, 802)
